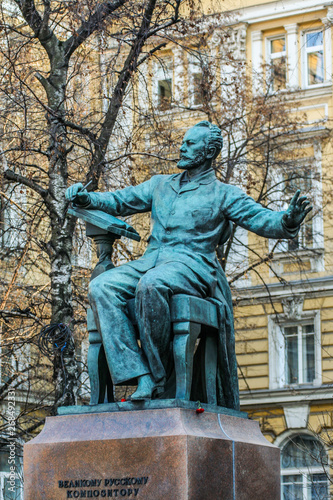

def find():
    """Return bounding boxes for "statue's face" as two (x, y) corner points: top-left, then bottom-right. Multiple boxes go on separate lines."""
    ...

(177, 127), (209, 170)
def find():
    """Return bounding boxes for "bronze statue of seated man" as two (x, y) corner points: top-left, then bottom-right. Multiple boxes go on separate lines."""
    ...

(65, 121), (311, 407)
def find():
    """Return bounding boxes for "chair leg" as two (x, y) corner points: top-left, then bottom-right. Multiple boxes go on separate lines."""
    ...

(87, 308), (114, 404)
(87, 335), (103, 405)
(173, 321), (201, 400)
(105, 354), (115, 403)
(204, 333), (218, 405)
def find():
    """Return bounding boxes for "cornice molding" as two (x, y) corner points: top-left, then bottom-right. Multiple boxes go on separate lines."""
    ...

(233, 274), (333, 304)
(236, 0), (330, 25)
(240, 384), (333, 407)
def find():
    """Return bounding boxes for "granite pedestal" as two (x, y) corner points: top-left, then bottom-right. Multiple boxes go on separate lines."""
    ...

(24, 402), (280, 500)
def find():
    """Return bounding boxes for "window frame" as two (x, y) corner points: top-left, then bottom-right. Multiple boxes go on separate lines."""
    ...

(190, 71), (204, 107)
(268, 310), (322, 390)
(72, 219), (92, 269)
(279, 433), (330, 500)
(153, 57), (173, 111)
(284, 323), (316, 386)
(0, 445), (23, 500)
(267, 140), (324, 261)
(157, 78), (172, 110)
(187, 53), (210, 107)
(266, 34), (287, 92)
(0, 471), (23, 500)
(282, 164), (316, 252)
(0, 343), (15, 385)
(302, 28), (325, 89)
(1, 186), (26, 250)
(281, 469), (329, 499)
(0, 341), (30, 390)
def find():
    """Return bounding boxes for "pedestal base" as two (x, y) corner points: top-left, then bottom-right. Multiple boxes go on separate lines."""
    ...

(24, 406), (280, 499)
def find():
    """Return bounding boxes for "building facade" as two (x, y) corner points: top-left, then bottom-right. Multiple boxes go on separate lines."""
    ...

(227, 0), (333, 498)
(135, 0), (333, 497)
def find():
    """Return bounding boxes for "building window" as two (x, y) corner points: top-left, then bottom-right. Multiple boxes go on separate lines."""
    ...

(0, 187), (26, 249)
(154, 57), (173, 111)
(72, 220), (92, 268)
(192, 73), (204, 105)
(76, 338), (90, 402)
(0, 344), (14, 384)
(188, 54), (209, 106)
(268, 36), (287, 91)
(284, 324), (315, 385)
(304, 30), (324, 87)
(281, 434), (329, 500)
(157, 79), (172, 109)
(0, 445), (23, 499)
(268, 143), (324, 260)
(0, 342), (30, 390)
(284, 167), (313, 251)
(268, 308), (321, 390)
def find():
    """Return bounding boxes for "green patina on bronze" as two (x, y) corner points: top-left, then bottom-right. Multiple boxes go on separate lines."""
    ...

(66, 121), (311, 411)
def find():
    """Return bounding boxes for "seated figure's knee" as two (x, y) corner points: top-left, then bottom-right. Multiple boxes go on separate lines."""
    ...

(88, 274), (104, 302)
(137, 273), (155, 294)
(89, 269), (130, 305)
(137, 271), (168, 297)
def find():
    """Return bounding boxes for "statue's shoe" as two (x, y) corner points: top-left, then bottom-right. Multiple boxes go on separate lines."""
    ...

(131, 377), (164, 401)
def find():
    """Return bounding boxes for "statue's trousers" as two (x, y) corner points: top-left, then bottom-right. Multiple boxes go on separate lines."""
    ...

(88, 261), (209, 385)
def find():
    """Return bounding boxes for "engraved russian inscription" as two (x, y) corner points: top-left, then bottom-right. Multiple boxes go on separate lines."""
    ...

(58, 477), (149, 498)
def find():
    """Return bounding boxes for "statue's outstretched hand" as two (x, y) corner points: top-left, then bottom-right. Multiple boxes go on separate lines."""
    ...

(282, 189), (312, 229)
(65, 183), (90, 206)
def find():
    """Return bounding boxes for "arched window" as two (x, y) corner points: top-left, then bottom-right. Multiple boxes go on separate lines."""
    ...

(281, 434), (329, 499)
(0, 445), (23, 499)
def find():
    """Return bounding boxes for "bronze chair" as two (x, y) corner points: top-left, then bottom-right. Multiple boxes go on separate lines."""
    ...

(87, 295), (219, 405)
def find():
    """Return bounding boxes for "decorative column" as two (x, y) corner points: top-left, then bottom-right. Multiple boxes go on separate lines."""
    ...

(172, 46), (184, 104)
(284, 23), (299, 90)
(322, 9), (333, 83)
(207, 30), (221, 103)
(251, 30), (263, 94)
(138, 60), (149, 111)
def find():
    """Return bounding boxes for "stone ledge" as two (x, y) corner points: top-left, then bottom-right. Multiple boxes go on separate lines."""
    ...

(58, 398), (247, 418)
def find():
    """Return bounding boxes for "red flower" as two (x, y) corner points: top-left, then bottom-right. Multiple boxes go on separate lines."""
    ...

(121, 398), (126, 402)
(196, 401), (204, 414)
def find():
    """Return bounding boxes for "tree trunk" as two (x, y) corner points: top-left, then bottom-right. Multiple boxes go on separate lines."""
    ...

(43, 45), (79, 411)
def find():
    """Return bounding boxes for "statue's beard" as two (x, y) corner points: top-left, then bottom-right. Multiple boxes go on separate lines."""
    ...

(177, 149), (207, 170)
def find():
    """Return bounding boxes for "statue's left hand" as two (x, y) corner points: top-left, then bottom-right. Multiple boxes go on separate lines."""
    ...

(282, 189), (312, 229)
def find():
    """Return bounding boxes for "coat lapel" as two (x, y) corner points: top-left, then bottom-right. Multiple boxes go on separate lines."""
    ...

(169, 169), (216, 194)
(179, 182), (200, 194)
(169, 175), (181, 193)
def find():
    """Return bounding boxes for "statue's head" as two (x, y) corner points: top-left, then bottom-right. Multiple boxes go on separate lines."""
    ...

(177, 121), (223, 170)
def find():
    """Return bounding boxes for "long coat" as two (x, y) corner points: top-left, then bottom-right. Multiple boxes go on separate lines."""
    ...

(86, 168), (298, 409)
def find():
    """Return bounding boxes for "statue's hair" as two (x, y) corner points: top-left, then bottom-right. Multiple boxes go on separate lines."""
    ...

(193, 121), (223, 160)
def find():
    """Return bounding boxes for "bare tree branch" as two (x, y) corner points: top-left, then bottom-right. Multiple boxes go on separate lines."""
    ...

(88, 0), (183, 185)
(4, 169), (48, 198)
(137, 42), (167, 66)
(14, 0), (58, 56)
(13, 0), (42, 35)
(64, 0), (128, 60)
